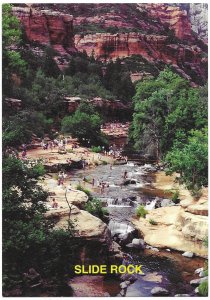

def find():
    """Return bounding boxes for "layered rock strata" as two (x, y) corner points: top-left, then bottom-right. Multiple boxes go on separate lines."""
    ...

(12, 6), (76, 55)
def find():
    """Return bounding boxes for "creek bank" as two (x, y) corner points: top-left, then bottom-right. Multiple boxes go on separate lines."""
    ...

(26, 144), (124, 278)
(132, 171), (208, 257)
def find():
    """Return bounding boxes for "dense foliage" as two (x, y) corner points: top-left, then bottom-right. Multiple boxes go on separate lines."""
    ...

(61, 102), (108, 146)
(2, 156), (79, 294)
(130, 68), (208, 190)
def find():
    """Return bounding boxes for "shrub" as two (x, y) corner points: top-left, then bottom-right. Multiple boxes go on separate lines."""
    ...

(91, 146), (101, 153)
(67, 149), (74, 153)
(171, 190), (180, 204)
(149, 218), (157, 225)
(136, 205), (148, 218)
(198, 280), (208, 296)
(84, 197), (108, 220)
(203, 236), (208, 247)
(76, 184), (92, 198)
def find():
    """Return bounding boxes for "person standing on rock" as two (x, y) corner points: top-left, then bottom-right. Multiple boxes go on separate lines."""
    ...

(123, 170), (128, 179)
(58, 172), (62, 185)
(51, 198), (58, 209)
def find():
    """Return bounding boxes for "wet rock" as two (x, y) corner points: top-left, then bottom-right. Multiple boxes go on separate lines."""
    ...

(151, 287), (169, 296)
(161, 198), (175, 207)
(182, 251), (194, 258)
(120, 281), (130, 289)
(131, 238), (145, 249)
(123, 179), (137, 185)
(151, 247), (159, 252)
(120, 273), (137, 283)
(126, 243), (134, 248)
(195, 267), (203, 274)
(199, 270), (206, 278)
(166, 249), (171, 252)
(190, 277), (208, 286)
(118, 232), (133, 246)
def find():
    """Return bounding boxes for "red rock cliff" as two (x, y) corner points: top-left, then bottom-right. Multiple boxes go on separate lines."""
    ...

(74, 32), (201, 66)
(12, 6), (76, 55)
(139, 3), (192, 41)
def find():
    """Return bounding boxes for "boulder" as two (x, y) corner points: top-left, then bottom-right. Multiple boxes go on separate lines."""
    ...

(199, 270), (206, 278)
(190, 277), (208, 286)
(182, 251), (194, 258)
(151, 247), (159, 252)
(151, 287), (169, 296)
(120, 281), (130, 289)
(118, 232), (133, 245)
(132, 196), (208, 257)
(120, 273), (137, 283)
(161, 198), (175, 207)
(131, 238), (145, 249)
(195, 267), (203, 274)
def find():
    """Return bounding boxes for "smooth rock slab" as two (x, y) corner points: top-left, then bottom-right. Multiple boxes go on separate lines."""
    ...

(151, 287), (169, 296)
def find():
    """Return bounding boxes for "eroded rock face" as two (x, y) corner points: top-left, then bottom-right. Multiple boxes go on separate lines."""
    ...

(74, 32), (206, 85)
(12, 4), (207, 84)
(64, 96), (131, 116)
(45, 205), (122, 265)
(189, 4), (208, 42)
(12, 6), (76, 55)
(141, 3), (192, 41)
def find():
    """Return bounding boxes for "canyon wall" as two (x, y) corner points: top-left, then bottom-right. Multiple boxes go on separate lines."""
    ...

(12, 4), (208, 85)
(12, 6), (76, 56)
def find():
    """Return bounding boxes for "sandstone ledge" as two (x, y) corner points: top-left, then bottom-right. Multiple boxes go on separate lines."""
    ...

(132, 171), (208, 257)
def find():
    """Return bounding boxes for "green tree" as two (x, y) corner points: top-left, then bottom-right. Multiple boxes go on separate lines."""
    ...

(42, 47), (61, 78)
(165, 128), (208, 190)
(2, 4), (27, 79)
(130, 68), (207, 160)
(61, 103), (107, 146)
(2, 157), (79, 294)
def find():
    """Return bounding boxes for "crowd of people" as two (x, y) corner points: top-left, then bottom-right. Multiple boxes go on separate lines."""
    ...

(5, 131), (131, 210)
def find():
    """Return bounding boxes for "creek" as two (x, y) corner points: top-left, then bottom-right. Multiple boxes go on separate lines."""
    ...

(69, 161), (204, 296)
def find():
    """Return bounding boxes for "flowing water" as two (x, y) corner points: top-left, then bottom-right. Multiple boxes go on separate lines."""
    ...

(69, 162), (204, 297)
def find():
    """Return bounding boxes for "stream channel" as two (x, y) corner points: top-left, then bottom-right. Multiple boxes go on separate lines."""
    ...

(69, 161), (204, 297)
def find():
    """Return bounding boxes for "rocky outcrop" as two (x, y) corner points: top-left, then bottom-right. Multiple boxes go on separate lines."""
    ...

(75, 32), (199, 63)
(12, 6), (76, 56)
(64, 96), (131, 115)
(74, 32), (206, 85)
(189, 4), (208, 42)
(45, 205), (122, 265)
(12, 4), (207, 85)
(46, 205), (111, 242)
(139, 3), (192, 41)
(132, 172), (208, 257)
